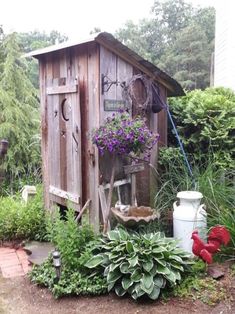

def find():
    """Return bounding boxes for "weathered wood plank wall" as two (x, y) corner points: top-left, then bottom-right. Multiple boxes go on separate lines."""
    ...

(87, 42), (100, 231)
(39, 58), (50, 209)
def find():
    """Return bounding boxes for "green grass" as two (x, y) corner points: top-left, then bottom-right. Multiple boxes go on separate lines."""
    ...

(155, 150), (235, 257)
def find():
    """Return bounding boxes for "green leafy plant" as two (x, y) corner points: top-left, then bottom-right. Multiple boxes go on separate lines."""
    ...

(30, 255), (107, 298)
(0, 186), (47, 241)
(85, 227), (193, 300)
(168, 87), (235, 170)
(46, 207), (95, 270)
(30, 208), (107, 298)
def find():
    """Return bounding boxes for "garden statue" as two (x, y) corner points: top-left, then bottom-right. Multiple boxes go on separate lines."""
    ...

(191, 226), (231, 264)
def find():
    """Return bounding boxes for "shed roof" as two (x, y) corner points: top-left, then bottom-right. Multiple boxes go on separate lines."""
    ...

(26, 32), (184, 97)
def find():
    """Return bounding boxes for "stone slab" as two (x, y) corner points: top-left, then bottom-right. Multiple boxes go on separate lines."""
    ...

(24, 241), (54, 266)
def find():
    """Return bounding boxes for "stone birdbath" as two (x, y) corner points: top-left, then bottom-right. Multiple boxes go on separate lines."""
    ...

(111, 206), (160, 227)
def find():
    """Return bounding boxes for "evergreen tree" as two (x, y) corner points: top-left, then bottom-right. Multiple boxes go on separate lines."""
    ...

(159, 23), (211, 90)
(0, 26), (5, 73)
(0, 33), (40, 192)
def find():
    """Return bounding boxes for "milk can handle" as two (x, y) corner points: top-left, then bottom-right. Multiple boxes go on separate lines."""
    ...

(198, 204), (207, 216)
(173, 201), (179, 211)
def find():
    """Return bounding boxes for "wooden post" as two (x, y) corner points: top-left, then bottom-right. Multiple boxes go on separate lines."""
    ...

(75, 199), (91, 222)
(131, 173), (137, 206)
(124, 163), (144, 207)
(103, 154), (116, 233)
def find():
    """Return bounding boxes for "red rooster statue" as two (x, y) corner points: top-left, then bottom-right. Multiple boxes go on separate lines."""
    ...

(191, 226), (230, 264)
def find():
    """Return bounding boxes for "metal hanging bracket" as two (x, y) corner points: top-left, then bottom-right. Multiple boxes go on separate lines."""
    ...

(101, 74), (117, 94)
(101, 74), (126, 94)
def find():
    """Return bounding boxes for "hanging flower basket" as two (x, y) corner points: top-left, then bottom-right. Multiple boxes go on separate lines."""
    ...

(92, 111), (159, 161)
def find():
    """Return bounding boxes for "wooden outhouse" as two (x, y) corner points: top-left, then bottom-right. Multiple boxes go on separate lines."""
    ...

(29, 32), (184, 231)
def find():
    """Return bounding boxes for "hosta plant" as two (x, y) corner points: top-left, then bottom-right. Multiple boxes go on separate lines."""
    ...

(85, 228), (193, 300)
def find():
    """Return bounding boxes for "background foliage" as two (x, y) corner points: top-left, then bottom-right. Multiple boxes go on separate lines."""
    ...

(168, 87), (235, 170)
(117, 0), (215, 91)
(0, 33), (41, 193)
(0, 29), (67, 194)
(0, 186), (47, 241)
(30, 207), (107, 298)
(0, 0), (215, 193)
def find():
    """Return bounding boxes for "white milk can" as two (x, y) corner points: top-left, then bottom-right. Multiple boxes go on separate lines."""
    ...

(173, 191), (207, 253)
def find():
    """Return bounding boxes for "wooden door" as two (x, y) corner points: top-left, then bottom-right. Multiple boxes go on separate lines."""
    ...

(46, 77), (81, 211)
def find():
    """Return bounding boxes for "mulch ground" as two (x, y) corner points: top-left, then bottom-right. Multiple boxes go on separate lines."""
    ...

(0, 273), (234, 314)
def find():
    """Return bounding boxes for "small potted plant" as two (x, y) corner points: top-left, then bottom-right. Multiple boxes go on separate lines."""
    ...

(92, 111), (159, 232)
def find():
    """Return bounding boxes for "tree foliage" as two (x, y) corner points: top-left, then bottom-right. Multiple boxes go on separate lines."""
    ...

(0, 33), (40, 191)
(0, 28), (68, 193)
(117, 0), (215, 91)
(18, 30), (68, 53)
(18, 30), (68, 88)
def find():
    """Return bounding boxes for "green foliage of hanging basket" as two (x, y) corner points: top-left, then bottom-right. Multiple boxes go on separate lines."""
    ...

(92, 111), (159, 160)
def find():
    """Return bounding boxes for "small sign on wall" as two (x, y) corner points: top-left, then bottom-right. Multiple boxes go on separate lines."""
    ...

(104, 99), (127, 111)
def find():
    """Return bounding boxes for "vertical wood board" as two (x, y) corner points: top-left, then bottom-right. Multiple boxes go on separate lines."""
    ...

(99, 45), (117, 122)
(87, 42), (100, 231)
(39, 60), (50, 209)
(74, 45), (89, 204)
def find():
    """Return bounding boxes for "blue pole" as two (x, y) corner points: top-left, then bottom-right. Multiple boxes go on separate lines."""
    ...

(151, 84), (195, 183)
(166, 108), (194, 178)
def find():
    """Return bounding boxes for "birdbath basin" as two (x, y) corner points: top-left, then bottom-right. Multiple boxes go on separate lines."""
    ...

(111, 206), (159, 227)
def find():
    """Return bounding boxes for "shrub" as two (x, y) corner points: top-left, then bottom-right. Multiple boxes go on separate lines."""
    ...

(46, 207), (95, 270)
(30, 208), (107, 298)
(85, 227), (193, 300)
(168, 87), (235, 170)
(0, 186), (47, 241)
